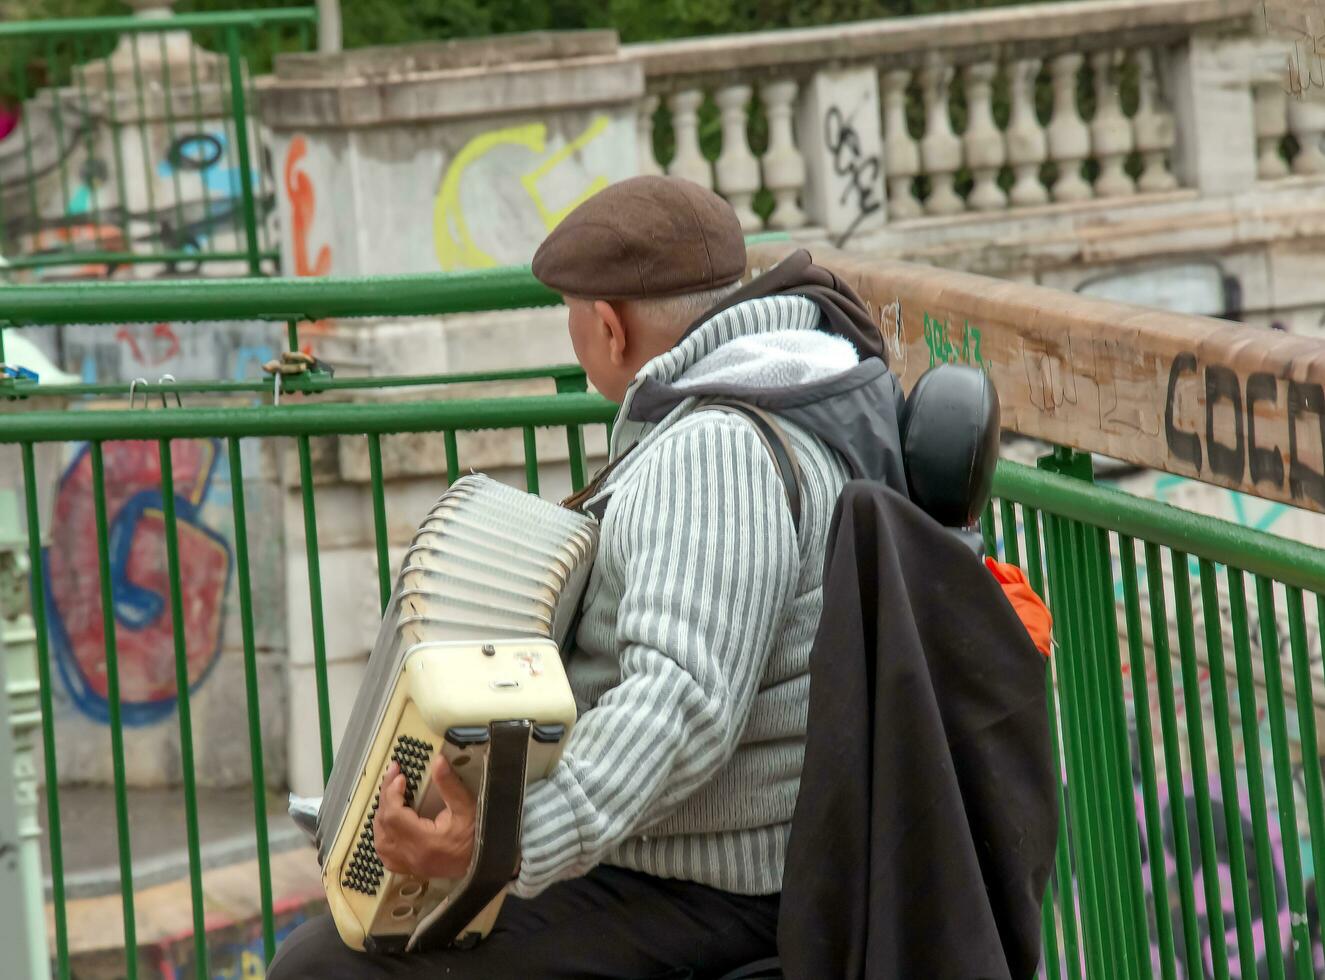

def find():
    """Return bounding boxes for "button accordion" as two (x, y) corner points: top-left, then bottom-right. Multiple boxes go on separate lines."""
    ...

(315, 474), (597, 954)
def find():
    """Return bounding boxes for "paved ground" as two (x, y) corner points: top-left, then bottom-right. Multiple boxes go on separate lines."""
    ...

(40, 784), (304, 899)
(37, 784), (325, 973)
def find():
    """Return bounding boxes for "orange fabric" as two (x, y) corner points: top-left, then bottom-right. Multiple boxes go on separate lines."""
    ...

(985, 558), (1053, 658)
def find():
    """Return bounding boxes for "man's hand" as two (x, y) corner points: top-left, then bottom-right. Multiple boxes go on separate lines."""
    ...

(373, 754), (476, 880)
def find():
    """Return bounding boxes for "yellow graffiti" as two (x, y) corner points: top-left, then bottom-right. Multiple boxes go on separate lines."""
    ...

(433, 116), (611, 271)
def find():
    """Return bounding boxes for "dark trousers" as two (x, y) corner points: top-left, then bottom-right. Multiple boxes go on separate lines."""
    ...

(267, 865), (779, 979)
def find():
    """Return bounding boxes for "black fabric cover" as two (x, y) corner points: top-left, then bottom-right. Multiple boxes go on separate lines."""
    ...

(778, 482), (1057, 980)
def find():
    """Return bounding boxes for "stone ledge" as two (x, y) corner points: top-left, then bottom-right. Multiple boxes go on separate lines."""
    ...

(258, 53), (643, 129)
(628, 0), (1257, 84)
(272, 31), (620, 81)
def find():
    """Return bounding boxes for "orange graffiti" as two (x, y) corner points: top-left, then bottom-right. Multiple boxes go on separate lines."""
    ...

(25, 223), (126, 278)
(284, 135), (331, 277)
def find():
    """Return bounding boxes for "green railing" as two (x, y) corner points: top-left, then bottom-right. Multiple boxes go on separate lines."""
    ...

(987, 452), (1325, 980)
(0, 264), (565, 399)
(1, 260), (1323, 977)
(3, 394), (615, 980)
(0, 7), (317, 279)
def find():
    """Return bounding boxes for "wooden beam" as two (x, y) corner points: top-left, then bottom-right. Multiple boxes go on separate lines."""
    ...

(748, 242), (1325, 513)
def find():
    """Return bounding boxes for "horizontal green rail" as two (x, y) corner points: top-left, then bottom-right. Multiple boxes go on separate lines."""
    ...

(0, 9), (318, 38)
(0, 393), (618, 442)
(3, 365), (588, 400)
(0, 267), (562, 326)
(993, 461), (1325, 594)
(1, 250), (282, 272)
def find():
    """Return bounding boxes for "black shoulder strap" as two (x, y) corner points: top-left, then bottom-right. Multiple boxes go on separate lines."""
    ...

(693, 398), (803, 537)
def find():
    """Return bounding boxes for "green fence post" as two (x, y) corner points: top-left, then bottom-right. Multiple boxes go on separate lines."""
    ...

(224, 25), (262, 275)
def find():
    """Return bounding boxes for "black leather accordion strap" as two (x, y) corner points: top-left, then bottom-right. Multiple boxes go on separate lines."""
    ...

(411, 719), (533, 953)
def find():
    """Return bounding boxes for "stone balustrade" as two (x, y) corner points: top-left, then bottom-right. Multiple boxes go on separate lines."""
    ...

(627, 0), (1319, 241)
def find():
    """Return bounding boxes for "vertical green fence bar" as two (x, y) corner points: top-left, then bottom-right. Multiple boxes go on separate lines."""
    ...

(1284, 587), (1325, 960)
(1042, 512), (1106, 979)
(367, 433), (392, 613)
(227, 437), (276, 962)
(1226, 568), (1286, 980)
(186, 38), (215, 250)
(1119, 536), (1176, 980)
(1252, 577), (1314, 980)
(44, 40), (74, 219)
(91, 442), (139, 979)
(71, 37), (105, 232)
(1142, 542), (1202, 975)
(155, 32), (188, 246)
(523, 427), (540, 494)
(996, 502), (1064, 980)
(444, 431), (460, 484)
(224, 25), (263, 275)
(565, 425), (587, 492)
(1091, 527), (1151, 979)
(22, 444), (70, 979)
(13, 57), (42, 226)
(129, 33), (159, 239)
(1170, 553), (1228, 980)
(296, 434), (334, 779)
(157, 439), (209, 978)
(1025, 506), (1085, 980)
(1073, 521), (1132, 980)
(1197, 559), (1258, 980)
(101, 31), (133, 248)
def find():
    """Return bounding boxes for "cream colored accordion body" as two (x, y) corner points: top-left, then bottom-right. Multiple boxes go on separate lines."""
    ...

(315, 474), (597, 954)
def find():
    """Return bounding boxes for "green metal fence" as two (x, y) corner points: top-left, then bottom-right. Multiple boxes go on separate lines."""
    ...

(0, 7), (317, 279)
(987, 451), (1325, 980)
(1, 267), (1323, 978)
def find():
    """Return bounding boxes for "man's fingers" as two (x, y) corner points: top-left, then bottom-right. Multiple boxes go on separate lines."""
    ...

(432, 754), (475, 817)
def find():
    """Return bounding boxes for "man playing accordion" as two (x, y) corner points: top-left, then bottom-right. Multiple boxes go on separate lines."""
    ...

(271, 176), (899, 977)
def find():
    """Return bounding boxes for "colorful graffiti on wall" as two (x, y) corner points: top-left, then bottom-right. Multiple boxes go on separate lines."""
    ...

(432, 115), (612, 270)
(283, 134), (331, 278)
(43, 439), (233, 725)
(6, 121), (272, 279)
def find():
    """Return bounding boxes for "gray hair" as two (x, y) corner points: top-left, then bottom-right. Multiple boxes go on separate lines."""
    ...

(623, 282), (741, 336)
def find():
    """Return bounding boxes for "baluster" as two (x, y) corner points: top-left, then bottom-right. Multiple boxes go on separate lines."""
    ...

(881, 68), (922, 219)
(1133, 49), (1178, 192)
(1288, 98), (1325, 175)
(1047, 53), (1092, 202)
(668, 89), (712, 189)
(1006, 58), (1049, 206)
(760, 79), (807, 229)
(1254, 83), (1289, 179)
(962, 61), (1007, 211)
(1090, 50), (1135, 197)
(919, 57), (964, 215)
(714, 84), (762, 230)
(636, 95), (662, 177)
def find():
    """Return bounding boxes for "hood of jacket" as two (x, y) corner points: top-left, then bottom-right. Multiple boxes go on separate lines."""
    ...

(612, 284), (908, 494)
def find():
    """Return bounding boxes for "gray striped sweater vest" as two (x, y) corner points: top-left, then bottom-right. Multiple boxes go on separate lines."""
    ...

(512, 296), (856, 898)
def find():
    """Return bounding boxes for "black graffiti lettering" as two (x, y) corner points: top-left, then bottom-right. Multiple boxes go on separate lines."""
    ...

(1204, 365), (1245, 481)
(1246, 371), (1285, 489)
(1287, 380), (1325, 507)
(1164, 352), (1202, 473)
(823, 106), (882, 249)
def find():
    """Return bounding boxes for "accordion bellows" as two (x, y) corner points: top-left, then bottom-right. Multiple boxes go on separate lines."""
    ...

(316, 475), (598, 954)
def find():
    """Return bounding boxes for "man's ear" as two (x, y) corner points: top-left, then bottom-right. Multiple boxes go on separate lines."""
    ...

(593, 300), (628, 367)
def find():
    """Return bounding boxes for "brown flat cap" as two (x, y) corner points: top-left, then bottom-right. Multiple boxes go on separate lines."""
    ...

(531, 175), (745, 300)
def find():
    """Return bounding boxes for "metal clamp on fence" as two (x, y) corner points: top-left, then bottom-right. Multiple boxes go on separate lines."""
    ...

(264, 350), (335, 406)
(0, 365), (38, 383)
(127, 375), (185, 410)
